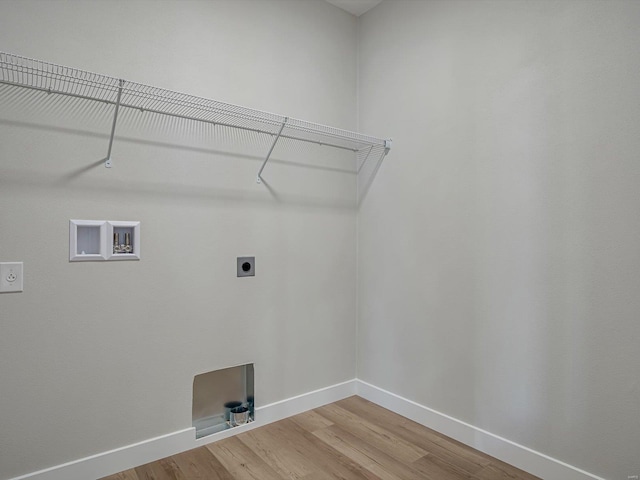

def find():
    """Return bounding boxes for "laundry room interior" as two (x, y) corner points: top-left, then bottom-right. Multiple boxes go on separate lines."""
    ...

(1, 1), (639, 479)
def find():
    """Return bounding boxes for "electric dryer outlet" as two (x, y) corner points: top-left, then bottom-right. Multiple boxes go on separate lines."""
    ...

(237, 257), (255, 277)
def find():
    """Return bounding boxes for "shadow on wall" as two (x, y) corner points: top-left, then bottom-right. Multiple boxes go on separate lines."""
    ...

(0, 159), (357, 212)
(357, 142), (389, 206)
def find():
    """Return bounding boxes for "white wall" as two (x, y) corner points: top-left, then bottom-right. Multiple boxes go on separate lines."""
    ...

(357, 1), (640, 479)
(5, 1), (640, 479)
(0, 1), (358, 478)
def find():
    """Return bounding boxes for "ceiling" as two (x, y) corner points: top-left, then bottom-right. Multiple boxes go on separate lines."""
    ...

(324, 0), (383, 17)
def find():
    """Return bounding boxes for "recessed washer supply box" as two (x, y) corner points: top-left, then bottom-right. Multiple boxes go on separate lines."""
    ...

(70, 220), (140, 261)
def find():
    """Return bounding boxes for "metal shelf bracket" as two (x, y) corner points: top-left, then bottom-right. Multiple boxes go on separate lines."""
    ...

(358, 139), (392, 174)
(256, 117), (288, 184)
(105, 79), (124, 168)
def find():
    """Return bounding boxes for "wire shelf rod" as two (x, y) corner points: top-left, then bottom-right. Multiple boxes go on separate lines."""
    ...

(1, 81), (381, 150)
(0, 51), (391, 177)
(2, 53), (383, 145)
(0, 78), (363, 152)
(0, 80), (118, 106)
(0, 79), (365, 152)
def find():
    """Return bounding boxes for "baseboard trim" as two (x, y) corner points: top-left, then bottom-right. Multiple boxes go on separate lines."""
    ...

(9, 379), (357, 480)
(8, 428), (196, 480)
(356, 379), (605, 480)
(10, 378), (604, 480)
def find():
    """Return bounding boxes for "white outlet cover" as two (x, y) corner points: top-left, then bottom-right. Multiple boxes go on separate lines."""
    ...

(0, 262), (23, 293)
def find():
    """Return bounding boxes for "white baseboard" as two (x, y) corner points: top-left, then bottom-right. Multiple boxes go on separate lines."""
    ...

(7, 428), (197, 480)
(10, 378), (604, 480)
(355, 379), (605, 480)
(9, 379), (357, 480)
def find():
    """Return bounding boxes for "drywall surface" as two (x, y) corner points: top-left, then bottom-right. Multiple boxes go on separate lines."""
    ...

(0, 1), (357, 478)
(357, 1), (640, 479)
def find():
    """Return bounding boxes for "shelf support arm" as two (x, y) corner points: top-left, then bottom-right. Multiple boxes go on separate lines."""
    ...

(257, 118), (288, 184)
(357, 145), (374, 175)
(105, 79), (124, 168)
(357, 139), (392, 175)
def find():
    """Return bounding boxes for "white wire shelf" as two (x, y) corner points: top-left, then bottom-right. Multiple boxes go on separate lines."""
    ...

(0, 51), (391, 181)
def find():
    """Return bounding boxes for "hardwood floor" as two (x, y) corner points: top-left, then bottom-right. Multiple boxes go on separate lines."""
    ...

(100, 396), (540, 480)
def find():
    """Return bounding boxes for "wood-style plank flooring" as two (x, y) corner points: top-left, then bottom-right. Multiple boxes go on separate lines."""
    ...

(101, 396), (540, 480)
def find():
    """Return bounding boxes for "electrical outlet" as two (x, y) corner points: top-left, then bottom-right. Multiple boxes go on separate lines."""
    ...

(237, 257), (255, 277)
(0, 262), (23, 293)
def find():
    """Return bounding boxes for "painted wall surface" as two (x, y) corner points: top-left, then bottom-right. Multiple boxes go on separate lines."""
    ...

(0, 1), (357, 478)
(357, 1), (640, 479)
